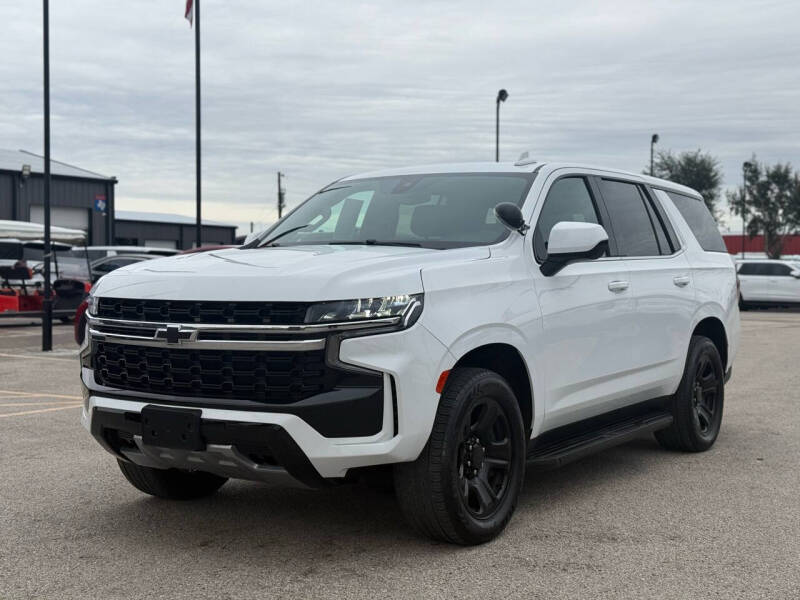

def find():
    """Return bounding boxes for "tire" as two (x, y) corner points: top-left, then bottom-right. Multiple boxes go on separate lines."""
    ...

(394, 368), (526, 545)
(59, 316), (71, 324)
(738, 294), (748, 311)
(117, 459), (227, 500)
(655, 336), (724, 452)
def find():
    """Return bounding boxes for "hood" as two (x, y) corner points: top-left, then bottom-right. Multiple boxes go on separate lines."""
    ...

(92, 244), (490, 301)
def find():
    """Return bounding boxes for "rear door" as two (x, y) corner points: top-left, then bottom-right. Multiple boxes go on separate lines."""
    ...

(769, 262), (800, 301)
(594, 178), (695, 400)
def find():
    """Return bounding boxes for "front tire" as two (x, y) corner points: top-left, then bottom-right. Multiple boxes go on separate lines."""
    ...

(117, 460), (227, 500)
(656, 336), (724, 452)
(394, 368), (526, 545)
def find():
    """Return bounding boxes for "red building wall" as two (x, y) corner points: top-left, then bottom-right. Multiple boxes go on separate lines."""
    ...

(722, 234), (800, 255)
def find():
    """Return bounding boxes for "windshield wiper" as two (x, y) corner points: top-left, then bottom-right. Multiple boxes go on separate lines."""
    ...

(257, 225), (311, 247)
(327, 240), (424, 248)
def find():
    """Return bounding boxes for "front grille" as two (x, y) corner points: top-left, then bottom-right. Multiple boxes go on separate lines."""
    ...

(93, 341), (327, 403)
(96, 297), (310, 325)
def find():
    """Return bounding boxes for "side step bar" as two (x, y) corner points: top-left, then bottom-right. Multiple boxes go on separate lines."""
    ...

(527, 411), (673, 470)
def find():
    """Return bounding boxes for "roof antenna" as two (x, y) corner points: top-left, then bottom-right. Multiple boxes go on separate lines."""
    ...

(515, 151), (537, 167)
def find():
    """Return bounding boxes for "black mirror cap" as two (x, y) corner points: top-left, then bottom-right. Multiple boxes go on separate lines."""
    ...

(540, 239), (609, 277)
(494, 203), (529, 235)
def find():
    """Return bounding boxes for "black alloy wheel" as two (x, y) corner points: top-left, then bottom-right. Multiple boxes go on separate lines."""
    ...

(394, 368), (526, 545)
(457, 398), (514, 519)
(692, 353), (721, 438)
(656, 335), (725, 452)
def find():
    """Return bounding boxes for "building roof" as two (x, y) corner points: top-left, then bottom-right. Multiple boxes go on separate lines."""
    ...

(0, 148), (113, 181)
(115, 210), (235, 228)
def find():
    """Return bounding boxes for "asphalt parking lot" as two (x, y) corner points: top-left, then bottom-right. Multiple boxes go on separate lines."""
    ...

(0, 313), (798, 600)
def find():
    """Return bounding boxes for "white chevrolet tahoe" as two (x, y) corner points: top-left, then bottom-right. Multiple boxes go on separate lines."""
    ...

(81, 161), (740, 545)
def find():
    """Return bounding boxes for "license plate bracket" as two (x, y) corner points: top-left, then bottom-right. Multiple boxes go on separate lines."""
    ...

(141, 405), (204, 451)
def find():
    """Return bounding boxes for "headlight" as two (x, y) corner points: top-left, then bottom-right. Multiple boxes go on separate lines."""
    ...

(305, 294), (423, 327)
(86, 293), (99, 316)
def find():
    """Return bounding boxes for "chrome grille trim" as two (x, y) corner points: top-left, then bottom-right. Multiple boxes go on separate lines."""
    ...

(88, 328), (326, 351)
(86, 314), (401, 334)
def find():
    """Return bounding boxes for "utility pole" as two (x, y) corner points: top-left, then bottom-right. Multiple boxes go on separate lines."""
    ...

(277, 172), (286, 219)
(650, 133), (659, 176)
(495, 89), (508, 162)
(42, 0), (52, 351)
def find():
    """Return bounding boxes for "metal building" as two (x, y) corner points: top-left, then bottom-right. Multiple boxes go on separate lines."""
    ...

(115, 211), (236, 249)
(0, 148), (116, 244)
(0, 149), (236, 249)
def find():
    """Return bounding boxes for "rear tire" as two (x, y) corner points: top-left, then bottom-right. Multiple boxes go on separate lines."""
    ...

(394, 368), (526, 545)
(656, 336), (724, 452)
(117, 460), (227, 499)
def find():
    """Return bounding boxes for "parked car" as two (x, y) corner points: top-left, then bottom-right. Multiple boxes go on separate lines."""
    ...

(80, 160), (739, 545)
(69, 245), (179, 262)
(178, 244), (237, 254)
(736, 259), (800, 308)
(90, 254), (156, 283)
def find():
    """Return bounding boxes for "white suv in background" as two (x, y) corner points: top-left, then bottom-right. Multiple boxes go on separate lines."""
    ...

(737, 259), (800, 308)
(80, 161), (739, 545)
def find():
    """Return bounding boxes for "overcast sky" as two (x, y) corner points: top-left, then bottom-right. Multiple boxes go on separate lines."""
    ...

(1, 0), (798, 234)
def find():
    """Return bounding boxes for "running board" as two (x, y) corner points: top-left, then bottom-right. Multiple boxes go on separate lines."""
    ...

(527, 411), (673, 470)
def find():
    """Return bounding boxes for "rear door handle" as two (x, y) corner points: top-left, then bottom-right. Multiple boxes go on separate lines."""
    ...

(673, 275), (691, 287)
(608, 280), (629, 293)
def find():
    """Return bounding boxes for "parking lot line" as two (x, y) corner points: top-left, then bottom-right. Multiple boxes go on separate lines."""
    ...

(0, 404), (82, 419)
(0, 352), (77, 362)
(0, 401), (84, 408)
(0, 389), (81, 401)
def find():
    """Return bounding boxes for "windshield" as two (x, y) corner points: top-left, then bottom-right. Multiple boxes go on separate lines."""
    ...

(253, 172), (535, 249)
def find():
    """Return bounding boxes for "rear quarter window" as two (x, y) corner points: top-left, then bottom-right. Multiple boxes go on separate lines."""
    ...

(666, 191), (727, 253)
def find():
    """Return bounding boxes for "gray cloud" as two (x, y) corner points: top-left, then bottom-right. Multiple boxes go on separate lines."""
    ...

(1, 0), (798, 233)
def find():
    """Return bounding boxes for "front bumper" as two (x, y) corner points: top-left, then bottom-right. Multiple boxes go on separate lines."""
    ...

(82, 322), (451, 481)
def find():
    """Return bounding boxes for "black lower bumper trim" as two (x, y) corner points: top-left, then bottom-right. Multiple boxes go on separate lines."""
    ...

(82, 368), (383, 438)
(91, 407), (329, 488)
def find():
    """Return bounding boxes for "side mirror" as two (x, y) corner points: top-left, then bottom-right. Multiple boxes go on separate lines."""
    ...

(494, 203), (529, 235)
(541, 222), (609, 276)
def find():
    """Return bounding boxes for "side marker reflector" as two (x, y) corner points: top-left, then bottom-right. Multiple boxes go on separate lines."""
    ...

(435, 370), (451, 394)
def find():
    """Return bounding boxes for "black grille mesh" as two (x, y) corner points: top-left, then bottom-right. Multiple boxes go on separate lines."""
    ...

(96, 297), (309, 325)
(93, 342), (327, 403)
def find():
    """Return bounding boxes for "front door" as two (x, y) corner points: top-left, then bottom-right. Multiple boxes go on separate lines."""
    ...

(531, 173), (635, 430)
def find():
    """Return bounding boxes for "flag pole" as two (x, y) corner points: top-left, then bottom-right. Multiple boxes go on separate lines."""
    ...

(42, 0), (53, 351)
(194, 0), (202, 248)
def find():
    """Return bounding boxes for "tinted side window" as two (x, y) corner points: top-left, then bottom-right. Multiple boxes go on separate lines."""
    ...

(737, 263), (756, 275)
(769, 263), (792, 276)
(666, 191), (727, 252)
(598, 179), (660, 257)
(534, 177), (600, 260)
(738, 263), (770, 276)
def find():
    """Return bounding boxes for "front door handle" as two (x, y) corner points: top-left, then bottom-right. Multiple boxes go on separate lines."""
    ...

(673, 275), (691, 287)
(608, 280), (629, 293)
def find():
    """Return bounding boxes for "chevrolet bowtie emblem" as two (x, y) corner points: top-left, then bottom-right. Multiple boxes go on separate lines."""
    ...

(156, 325), (198, 344)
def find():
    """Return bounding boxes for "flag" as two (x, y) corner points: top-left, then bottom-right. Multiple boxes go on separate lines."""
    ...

(185, 0), (194, 27)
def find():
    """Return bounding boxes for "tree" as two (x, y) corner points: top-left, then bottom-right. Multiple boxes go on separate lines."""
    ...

(648, 149), (723, 217)
(728, 157), (800, 259)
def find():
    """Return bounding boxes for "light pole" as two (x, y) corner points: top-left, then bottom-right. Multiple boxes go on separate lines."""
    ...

(42, 0), (52, 351)
(650, 133), (659, 176)
(495, 89), (508, 162)
(741, 161), (752, 258)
